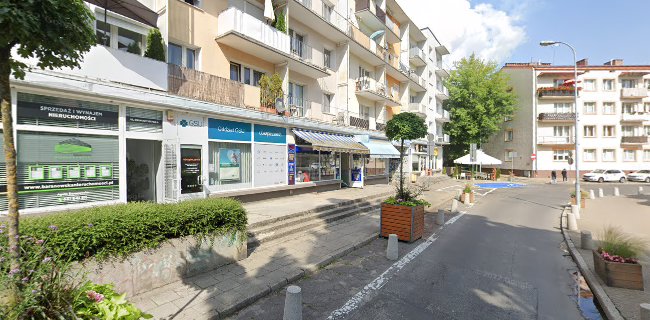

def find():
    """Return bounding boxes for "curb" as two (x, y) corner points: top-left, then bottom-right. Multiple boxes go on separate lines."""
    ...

(559, 206), (624, 320)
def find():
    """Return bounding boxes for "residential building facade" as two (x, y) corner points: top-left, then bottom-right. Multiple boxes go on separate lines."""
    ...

(483, 59), (650, 178)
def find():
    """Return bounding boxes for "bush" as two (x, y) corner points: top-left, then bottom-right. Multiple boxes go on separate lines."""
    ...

(463, 184), (473, 193)
(599, 226), (647, 260)
(3, 198), (247, 262)
(144, 29), (165, 62)
(495, 168), (501, 179)
(273, 11), (287, 33)
(74, 282), (152, 319)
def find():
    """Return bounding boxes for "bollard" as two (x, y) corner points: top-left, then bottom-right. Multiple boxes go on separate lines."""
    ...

(640, 303), (650, 320)
(581, 231), (593, 250)
(614, 187), (620, 197)
(455, 189), (462, 200)
(567, 213), (578, 231)
(283, 285), (302, 320)
(451, 199), (459, 213)
(463, 192), (470, 205)
(436, 209), (445, 225)
(386, 234), (398, 260)
(639, 186), (644, 195)
(598, 188), (604, 198)
(589, 189), (595, 200)
(571, 205), (581, 220)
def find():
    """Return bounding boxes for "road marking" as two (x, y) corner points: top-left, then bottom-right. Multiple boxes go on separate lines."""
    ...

(326, 212), (466, 320)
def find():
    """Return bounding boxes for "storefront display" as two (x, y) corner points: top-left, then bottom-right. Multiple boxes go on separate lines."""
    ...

(295, 146), (320, 182)
(366, 158), (387, 176)
(288, 144), (296, 185)
(253, 125), (287, 187)
(208, 142), (252, 190)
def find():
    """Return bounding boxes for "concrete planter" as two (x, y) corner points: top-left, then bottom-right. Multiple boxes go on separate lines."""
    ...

(380, 203), (424, 242)
(570, 197), (586, 208)
(593, 250), (644, 291)
(469, 192), (475, 203)
(77, 232), (247, 296)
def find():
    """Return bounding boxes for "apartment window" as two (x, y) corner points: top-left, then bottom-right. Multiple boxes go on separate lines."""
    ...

(289, 29), (305, 58)
(621, 79), (636, 88)
(553, 126), (570, 137)
(505, 150), (515, 161)
(361, 106), (370, 120)
(644, 150), (650, 161)
(583, 79), (596, 91)
(323, 3), (333, 22)
(186, 48), (196, 69)
(623, 150), (636, 161)
(96, 21), (111, 46)
(253, 70), (264, 86)
(184, 0), (201, 7)
(583, 102), (596, 114)
(645, 103), (650, 113)
(117, 27), (142, 54)
(621, 125), (635, 137)
(322, 94), (332, 114)
(583, 125), (596, 137)
(602, 125), (616, 137)
(603, 102), (616, 114)
(324, 49), (332, 69)
(230, 63), (265, 86)
(623, 102), (637, 114)
(583, 149), (596, 162)
(645, 125), (650, 136)
(504, 130), (513, 142)
(168, 43), (183, 66)
(554, 103), (572, 113)
(553, 79), (568, 87)
(645, 79), (650, 89)
(288, 82), (306, 116)
(553, 150), (570, 161)
(229, 62), (241, 82)
(603, 79), (614, 91)
(602, 149), (615, 161)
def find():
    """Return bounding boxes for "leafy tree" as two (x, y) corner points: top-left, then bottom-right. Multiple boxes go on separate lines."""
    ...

(0, 0), (96, 298)
(259, 73), (284, 110)
(443, 54), (517, 163)
(144, 29), (165, 62)
(385, 112), (427, 200)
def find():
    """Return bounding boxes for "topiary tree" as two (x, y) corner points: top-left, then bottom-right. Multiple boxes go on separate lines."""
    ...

(273, 11), (287, 33)
(385, 112), (428, 200)
(144, 29), (165, 62)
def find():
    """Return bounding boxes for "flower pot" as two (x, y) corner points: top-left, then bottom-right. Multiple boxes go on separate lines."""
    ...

(592, 250), (644, 290)
(570, 197), (586, 208)
(380, 203), (425, 242)
(460, 193), (465, 202)
(470, 192), (475, 203)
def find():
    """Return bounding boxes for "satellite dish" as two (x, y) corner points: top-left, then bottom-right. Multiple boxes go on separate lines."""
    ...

(275, 98), (286, 114)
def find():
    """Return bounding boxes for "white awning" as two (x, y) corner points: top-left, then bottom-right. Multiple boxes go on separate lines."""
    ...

(293, 129), (369, 154)
(454, 149), (502, 165)
(359, 139), (401, 158)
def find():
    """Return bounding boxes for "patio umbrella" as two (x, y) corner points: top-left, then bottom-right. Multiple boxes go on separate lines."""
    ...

(264, 0), (275, 21)
(85, 0), (159, 46)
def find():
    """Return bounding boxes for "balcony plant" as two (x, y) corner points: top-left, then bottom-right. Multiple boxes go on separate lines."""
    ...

(272, 11), (287, 33)
(593, 226), (646, 290)
(381, 113), (428, 242)
(570, 190), (588, 208)
(144, 29), (165, 62)
(259, 73), (284, 114)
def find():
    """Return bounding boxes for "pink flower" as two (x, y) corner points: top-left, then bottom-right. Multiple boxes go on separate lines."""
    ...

(35, 239), (44, 245)
(86, 290), (105, 303)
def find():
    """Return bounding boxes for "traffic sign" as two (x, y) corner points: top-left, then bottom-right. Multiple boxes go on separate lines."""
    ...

(531, 153), (536, 160)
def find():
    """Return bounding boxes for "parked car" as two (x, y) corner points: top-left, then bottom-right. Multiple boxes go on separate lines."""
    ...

(583, 169), (626, 183)
(627, 170), (650, 182)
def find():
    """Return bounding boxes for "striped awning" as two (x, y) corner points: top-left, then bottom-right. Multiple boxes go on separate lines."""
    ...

(292, 129), (369, 154)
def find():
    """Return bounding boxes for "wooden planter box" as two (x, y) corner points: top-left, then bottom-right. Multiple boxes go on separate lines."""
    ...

(570, 197), (586, 208)
(380, 203), (425, 242)
(593, 250), (644, 290)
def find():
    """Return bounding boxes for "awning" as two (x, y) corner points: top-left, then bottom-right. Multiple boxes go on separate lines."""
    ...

(454, 149), (502, 165)
(293, 129), (369, 154)
(359, 139), (401, 159)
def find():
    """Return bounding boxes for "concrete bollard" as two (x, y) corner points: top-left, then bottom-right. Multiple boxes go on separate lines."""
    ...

(571, 205), (581, 219)
(451, 199), (459, 213)
(640, 303), (650, 320)
(639, 186), (644, 195)
(614, 187), (620, 197)
(463, 192), (470, 205)
(386, 234), (398, 260)
(567, 213), (578, 231)
(437, 209), (445, 225)
(283, 286), (302, 320)
(581, 231), (593, 250)
(598, 188), (604, 198)
(589, 190), (595, 200)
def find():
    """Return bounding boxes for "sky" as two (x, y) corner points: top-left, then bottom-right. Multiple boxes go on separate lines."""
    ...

(401, 0), (650, 67)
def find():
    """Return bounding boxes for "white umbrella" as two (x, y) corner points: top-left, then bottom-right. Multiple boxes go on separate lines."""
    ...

(454, 149), (502, 165)
(264, 0), (275, 21)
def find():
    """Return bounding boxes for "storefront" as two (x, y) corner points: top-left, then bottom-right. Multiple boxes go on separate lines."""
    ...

(356, 135), (400, 185)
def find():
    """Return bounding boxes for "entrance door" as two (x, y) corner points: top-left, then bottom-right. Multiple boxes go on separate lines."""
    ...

(341, 153), (351, 187)
(126, 139), (161, 202)
(180, 146), (202, 194)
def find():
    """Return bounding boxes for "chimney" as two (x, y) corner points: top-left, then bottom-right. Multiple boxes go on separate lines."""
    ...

(604, 59), (624, 66)
(576, 58), (588, 66)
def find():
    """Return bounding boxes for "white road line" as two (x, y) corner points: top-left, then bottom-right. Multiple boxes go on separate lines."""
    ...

(326, 212), (466, 320)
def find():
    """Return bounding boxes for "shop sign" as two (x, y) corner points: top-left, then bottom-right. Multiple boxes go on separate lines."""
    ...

(288, 144), (296, 185)
(254, 124), (286, 144)
(179, 117), (203, 128)
(208, 118), (252, 141)
(17, 101), (118, 124)
(127, 116), (162, 125)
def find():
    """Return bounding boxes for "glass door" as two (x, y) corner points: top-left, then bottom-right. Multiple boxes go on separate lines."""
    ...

(180, 146), (202, 194)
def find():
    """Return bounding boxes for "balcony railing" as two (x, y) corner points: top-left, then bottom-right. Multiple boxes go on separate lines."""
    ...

(375, 122), (387, 131)
(217, 7), (290, 54)
(409, 47), (426, 62)
(349, 25), (386, 60)
(408, 102), (425, 114)
(168, 64), (249, 108)
(355, 0), (386, 24)
(286, 95), (309, 117)
(439, 110), (450, 121)
(621, 112), (649, 122)
(621, 87), (649, 98)
(356, 77), (387, 95)
(295, 0), (350, 34)
(537, 86), (576, 98)
(435, 134), (450, 144)
(538, 136), (573, 144)
(537, 112), (576, 121)
(621, 136), (649, 144)
(350, 115), (370, 129)
(385, 15), (400, 36)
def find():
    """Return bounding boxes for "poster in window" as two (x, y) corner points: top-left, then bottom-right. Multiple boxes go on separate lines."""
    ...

(68, 166), (81, 179)
(29, 166), (45, 180)
(219, 148), (241, 181)
(49, 166), (63, 180)
(85, 166), (97, 178)
(100, 165), (112, 178)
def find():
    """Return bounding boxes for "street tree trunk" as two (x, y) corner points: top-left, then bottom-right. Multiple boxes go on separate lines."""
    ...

(399, 138), (404, 199)
(0, 48), (20, 271)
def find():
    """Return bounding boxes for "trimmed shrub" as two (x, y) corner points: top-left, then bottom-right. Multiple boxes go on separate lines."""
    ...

(3, 198), (247, 262)
(144, 29), (165, 62)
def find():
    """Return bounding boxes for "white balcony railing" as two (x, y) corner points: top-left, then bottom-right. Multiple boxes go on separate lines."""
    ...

(435, 134), (450, 144)
(409, 47), (426, 61)
(217, 7), (290, 54)
(408, 102), (425, 114)
(356, 77), (386, 95)
(538, 136), (573, 144)
(621, 112), (650, 121)
(621, 87), (649, 98)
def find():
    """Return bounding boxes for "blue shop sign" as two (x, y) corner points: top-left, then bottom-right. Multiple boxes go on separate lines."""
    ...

(254, 124), (286, 144)
(208, 118), (252, 141)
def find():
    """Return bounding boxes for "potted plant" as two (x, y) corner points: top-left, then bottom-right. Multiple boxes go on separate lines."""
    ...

(462, 184), (473, 203)
(593, 226), (646, 290)
(381, 113), (429, 242)
(570, 190), (588, 208)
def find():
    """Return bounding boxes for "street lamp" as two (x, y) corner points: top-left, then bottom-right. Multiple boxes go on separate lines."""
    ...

(540, 40), (581, 210)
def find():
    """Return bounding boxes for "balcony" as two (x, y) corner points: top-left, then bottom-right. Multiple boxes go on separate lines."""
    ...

(350, 115), (370, 129)
(537, 87), (576, 99)
(375, 122), (387, 131)
(355, 78), (400, 106)
(435, 62), (449, 78)
(621, 136), (649, 144)
(437, 110), (450, 122)
(216, 7), (328, 79)
(408, 72), (426, 92)
(435, 134), (450, 145)
(537, 112), (576, 122)
(621, 87), (649, 99)
(348, 25), (386, 66)
(409, 47), (426, 67)
(354, 0), (399, 44)
(621, 112), (649, 122)
(291, 0), (350, 40)
(538, 136), (573, 145)
(435, 86), (449, 100)
(407, 102), (426, 116)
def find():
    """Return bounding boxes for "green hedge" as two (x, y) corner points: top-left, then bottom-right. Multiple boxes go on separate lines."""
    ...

(4, 198), (247, 262)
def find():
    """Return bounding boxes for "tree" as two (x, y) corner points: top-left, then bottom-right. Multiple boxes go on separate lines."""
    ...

(144, 29), (166, 62)
(443, 54), (517, 163)
(385, 112), (427, 200)
(0, 0), (95, 286)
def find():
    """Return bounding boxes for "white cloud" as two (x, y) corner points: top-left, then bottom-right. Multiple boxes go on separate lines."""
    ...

(401, 0), (527, 65)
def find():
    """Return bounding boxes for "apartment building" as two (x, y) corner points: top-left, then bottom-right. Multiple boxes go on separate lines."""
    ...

(483, 59), (650, 178)
(4, 0), (450, 214)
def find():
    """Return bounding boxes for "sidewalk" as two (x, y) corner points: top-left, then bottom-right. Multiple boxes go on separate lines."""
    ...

(132, 176), (458, 319)
(567, 195), (650, 320)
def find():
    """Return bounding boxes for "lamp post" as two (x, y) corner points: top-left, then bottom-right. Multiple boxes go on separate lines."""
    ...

(540, 40), (580, 209)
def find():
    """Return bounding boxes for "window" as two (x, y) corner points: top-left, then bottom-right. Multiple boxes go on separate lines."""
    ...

(553, 150), (570, 161)
(583, 125), (596, 137)
(603, 79), (614, 91)
(645, 125), (650, 136)
(583, 149), (596, 161)
(295, 148), (341, 182)
(622, 79), (636, 88)
(243, 67), (251, 85)
(96, 21), (111, 46)
(583, 102), (596, 114)
(323, 3), (333, 21)
(603, 126), (616, 137)
(645, 79), (650, 89)
(253, 70), (264, 86)
(322, 94), (332, 113)
(504, 129), (513, 142)
(505, 150), (515, 161)
(230, 63), (265, 86)
(644, 150), (650, 161)
(208, 142), (252, 189)
(361, 106), (370, 120)
(623, 103), (637, 114)
(184, 0), (200, 7)
(624, 149), (636, 161)
(289, 82), (306, 116)
(324, 49), (332, 69)
(602, 149), (615, 161)
(584, 79), (596, 91)
(118, 27), (142, 54)
(621, 125), (635, 137)
(168, 43), (183, 66)
(603, 102), (616, 114)
(554, 103), (572, 113)
(366, 158), (387, 176)
(186, 48), (196, 70)
(553, 79), (568, 87)
(229, 62), (241, 82)
(553, 126), (570, 137)
(645, 103), (650, 113)
(289, 29), (304, 58)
